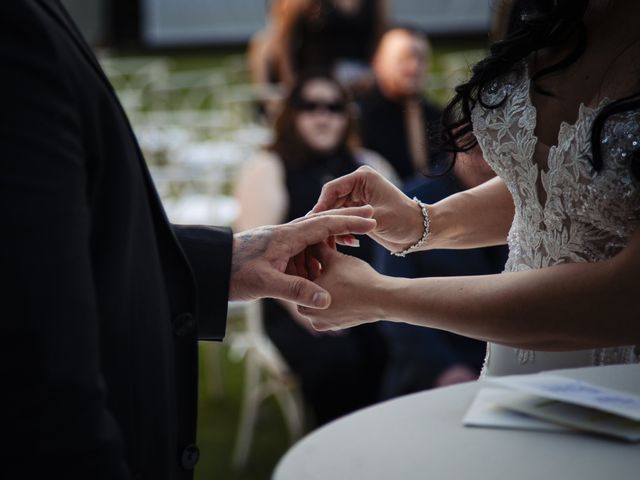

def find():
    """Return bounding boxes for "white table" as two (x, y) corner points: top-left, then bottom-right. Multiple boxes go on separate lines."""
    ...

(273, 364), (640, 480)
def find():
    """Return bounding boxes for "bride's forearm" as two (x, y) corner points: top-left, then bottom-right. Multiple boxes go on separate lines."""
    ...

(423, 176), (515, 250)
(377, 255), (640, 351)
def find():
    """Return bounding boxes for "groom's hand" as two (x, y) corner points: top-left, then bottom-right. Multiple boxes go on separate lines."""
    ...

(229, 206), (376, 308)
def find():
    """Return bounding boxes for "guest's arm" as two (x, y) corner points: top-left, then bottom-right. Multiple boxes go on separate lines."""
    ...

(234, 151), (289, 231)
(272, 0), (307, 86)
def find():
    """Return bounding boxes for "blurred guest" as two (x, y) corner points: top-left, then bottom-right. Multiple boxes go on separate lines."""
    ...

(272, 0), (387, 87)
(235, 72), (395, 424)
(357, 27), (443, 183)
(248, 0), (387, 123)
(377, 149), (508, 398)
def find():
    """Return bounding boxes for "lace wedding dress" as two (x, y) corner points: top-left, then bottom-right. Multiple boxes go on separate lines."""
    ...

(471, 62), (640, 376)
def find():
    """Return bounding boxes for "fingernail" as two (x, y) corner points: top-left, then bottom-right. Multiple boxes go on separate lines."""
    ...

(347, 238), (360, 247)
(312, 291), (330, 308)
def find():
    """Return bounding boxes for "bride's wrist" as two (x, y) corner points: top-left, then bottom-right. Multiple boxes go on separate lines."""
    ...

(374, 274), (397, 321)
(392, 197), (432, 256)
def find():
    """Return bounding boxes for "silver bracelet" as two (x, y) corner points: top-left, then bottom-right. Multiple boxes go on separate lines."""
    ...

(390, 197), (430, 257)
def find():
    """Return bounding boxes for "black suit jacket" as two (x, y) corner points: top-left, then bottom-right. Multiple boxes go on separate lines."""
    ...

(1, 1), (232, 478)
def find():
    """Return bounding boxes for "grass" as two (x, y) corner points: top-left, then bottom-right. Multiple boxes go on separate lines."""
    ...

(195, 342), (292, 480)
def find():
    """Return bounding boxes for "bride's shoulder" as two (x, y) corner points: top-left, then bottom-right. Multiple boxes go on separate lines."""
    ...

(476, 62), (528, 110)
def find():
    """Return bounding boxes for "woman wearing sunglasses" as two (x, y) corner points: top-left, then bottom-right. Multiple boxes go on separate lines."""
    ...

(234, 72), (397, 424)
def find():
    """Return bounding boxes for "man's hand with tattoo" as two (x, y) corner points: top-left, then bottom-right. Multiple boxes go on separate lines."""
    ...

(229, 206), (375, 308)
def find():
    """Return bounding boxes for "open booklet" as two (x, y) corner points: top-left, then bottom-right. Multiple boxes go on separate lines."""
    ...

(464, 373), (640, 442)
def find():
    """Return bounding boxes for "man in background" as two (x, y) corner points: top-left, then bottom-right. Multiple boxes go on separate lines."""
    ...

(357, 27), (443, 184)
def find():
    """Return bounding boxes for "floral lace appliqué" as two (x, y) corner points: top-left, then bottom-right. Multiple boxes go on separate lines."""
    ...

(472, 64), (640, 368)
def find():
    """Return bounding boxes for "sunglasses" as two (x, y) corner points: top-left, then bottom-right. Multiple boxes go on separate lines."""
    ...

(296, 99), (347, 114)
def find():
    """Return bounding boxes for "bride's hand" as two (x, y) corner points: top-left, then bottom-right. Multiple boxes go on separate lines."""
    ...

(311, 166), (425, 253)
(297, 242), (387, 331)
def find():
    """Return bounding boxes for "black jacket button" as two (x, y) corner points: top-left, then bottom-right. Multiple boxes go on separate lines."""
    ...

(173, 312), (196, 337)
(180, 444), (200, 470)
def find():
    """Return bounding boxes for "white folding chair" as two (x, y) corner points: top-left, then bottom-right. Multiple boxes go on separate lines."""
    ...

(227, 301), (306, 470)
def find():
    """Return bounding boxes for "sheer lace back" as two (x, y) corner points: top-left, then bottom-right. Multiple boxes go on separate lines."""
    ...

(472, 63), (640, 369)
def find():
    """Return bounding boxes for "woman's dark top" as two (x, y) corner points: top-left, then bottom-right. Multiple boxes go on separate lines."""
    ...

(357, 83), (444, 182)
(290, 0), (380, 74)
(263, 148), (386, 425)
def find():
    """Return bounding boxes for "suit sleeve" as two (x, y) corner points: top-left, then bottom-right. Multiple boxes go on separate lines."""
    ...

(0, 3), (130, 478)
(173, 225), (233, 341)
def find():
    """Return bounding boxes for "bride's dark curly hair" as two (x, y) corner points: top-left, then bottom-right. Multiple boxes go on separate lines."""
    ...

(442, 0), (640, 178)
